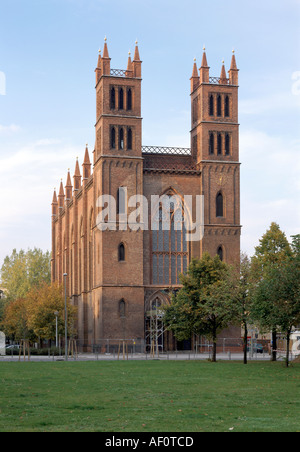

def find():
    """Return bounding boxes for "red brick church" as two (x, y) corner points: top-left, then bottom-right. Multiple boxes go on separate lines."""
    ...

(51, 40), (241, 351)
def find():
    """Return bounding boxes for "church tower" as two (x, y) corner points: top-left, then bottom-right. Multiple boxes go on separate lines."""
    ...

(190, 49), (241, 263)
(92, 39), (145, 342)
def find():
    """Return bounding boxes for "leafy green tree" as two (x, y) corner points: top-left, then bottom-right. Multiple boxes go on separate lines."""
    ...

(1, 283), (78, 344)
(0, 248), (51, 304)
(251, 223), (292, 361)
(253, 242), (300, 367)
(163, 253), (237, 362)
(26, 283), (77, 342)
(1, 298), (35, 342)
(0, 296), (7, 324)
(231, 253), (254, 364)
(251, 222), (292, 277)
(291, 234), (300, 258)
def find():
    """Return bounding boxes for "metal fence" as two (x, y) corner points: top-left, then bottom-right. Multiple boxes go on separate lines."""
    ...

(2, 337), (299, 362)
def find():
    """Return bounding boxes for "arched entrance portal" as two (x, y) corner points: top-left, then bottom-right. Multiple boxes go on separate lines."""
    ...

(145, 291), (178, 354)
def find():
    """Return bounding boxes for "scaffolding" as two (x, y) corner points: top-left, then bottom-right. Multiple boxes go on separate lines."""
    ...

(145, 298), (165, 357)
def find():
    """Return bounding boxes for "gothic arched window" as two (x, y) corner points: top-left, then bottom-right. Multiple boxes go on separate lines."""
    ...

(119, 299), (126, 318)
(127, 128), (132, 150)
(217, 246), (224, 261)
(209, 95), (214, 116)
(152, 194), (189, 285)
(225, 96), (230, 117)
(117, 187), (126, 215)
(217, 95), (222, 116)
(110, 87), (115, 110)
(216, 192), (224, 217)
(209, 133), (214, 155)
(225, 134), (230, 155)
(127, 89), (132, 111)
(118, 243), (125, 262)
(119, 128), (124, 150)
(217, 134), (222, 155)
(119, 88), (124, 110)
(111, 127), (116, 149)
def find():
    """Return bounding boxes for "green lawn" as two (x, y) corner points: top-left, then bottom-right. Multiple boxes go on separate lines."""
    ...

(0, 361), (299, 432)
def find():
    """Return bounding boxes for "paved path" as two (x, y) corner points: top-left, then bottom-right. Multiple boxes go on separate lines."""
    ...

(0, 351), (292, 362)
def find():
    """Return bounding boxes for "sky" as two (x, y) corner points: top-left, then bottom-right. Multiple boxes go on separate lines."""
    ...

(0, 0), (299, 268)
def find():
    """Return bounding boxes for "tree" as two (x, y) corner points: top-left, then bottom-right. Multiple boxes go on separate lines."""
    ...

(0, 248), (51, 305)
(251, 222), (292, 277)
(253, 246), (300, 367)
(26, 283), (77, 343)
(1, 283), (77, 345)
(231, 253), (254, 364)
(1, 298), (35, 342)
(163, 253), (237, 362)
(251, 223), (292, 361)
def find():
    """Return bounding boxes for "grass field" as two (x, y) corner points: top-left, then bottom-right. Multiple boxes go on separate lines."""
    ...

(0, 360), (299, 432)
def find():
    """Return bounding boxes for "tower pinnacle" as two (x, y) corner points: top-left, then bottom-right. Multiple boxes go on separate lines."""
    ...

(229, 50), (239, 85)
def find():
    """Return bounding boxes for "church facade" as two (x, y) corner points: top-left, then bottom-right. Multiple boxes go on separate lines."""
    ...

(51, 40), (241, 351)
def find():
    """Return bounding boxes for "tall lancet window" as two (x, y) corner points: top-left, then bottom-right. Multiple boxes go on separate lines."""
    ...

(119, 88), (124, 110)
(127, 89), (132, 111)
(217, 134), (222, 155)
(225, 134), (230, 155)
(119, 299), (126, 318)
(217, 95), (222, 117)
(216, 192), (224, 218)
(209, 95), (214, 116)
(117, 187), (126, 215)
(152, 194), (189, 285)
(118, 243), (125, 262)
(119, 128), (124, 150)
(111, 127), (116, 149)
(209, 133), (214, 155)
(217, 246), (224, 261)
(110, 87), (115, 110)
(127, 128), (132, 150)
(225, 96), (230, 117)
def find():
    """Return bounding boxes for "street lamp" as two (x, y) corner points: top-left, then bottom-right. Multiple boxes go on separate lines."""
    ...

(54, 311), (59, 348)
(63, 273), (68, 361)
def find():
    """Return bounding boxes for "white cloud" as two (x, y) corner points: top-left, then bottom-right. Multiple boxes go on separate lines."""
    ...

(240, 90), (300, 116)
(240, 129), (300, 256)
(0, 138), (85, 265)
(0, 124), (21, 134)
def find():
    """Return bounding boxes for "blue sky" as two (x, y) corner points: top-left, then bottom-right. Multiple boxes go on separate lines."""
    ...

(0, 0), (299, 267)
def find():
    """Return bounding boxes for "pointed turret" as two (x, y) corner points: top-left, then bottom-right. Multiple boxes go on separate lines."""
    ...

(126, 51), (133, 77)
(95, 49), (102, 85)
(82, 144), (92, 185)
(52, 189), (58, 216)
(103, 36), (109, 58)
(101, 37), (111, 76)
(201, 49), (208, 68)
(219, 60), (227, 85)
(58, 180), (65, 210)
(229, 49), (239, 85)
(190, 58), (199, 92)
(199, 47), (210, 84)
(133, 40), (142, 78)
(65, 169), (73, 202)
(73, 158), (82, 193)
(134, 40), (140, 61)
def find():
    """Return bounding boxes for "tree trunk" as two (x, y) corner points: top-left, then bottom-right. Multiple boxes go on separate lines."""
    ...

(272, 330), (277, 361)
(243, 322), (248, 365)
(212, 325), (217, 362)
(212, 341), (217, 362)
(286, 330), (291, 368)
